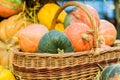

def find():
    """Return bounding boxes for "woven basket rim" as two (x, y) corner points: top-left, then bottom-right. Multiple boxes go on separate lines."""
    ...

(14, 46), (120, 57)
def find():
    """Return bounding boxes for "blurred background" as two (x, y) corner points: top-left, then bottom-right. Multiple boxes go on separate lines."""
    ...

(58, 0), (120, 39)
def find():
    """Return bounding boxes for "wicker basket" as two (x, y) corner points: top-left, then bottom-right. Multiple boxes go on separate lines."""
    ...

(12, 1), (120, 80)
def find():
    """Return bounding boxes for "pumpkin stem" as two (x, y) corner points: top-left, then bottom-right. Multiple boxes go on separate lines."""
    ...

(76, 15), (80, 19)
(57, 48), (64, 54)
(87, 30), (94, 35)
(81, 33), (90, 41)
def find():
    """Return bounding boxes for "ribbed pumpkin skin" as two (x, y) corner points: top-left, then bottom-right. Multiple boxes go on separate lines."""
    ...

(64, 23), (94, 52)
(0, 14), (32, 43)
(38, 30), (74, 54)
(64, 5), (100, 29)
(101, 64), (120, 80)
(99, 20), (117, 46)
(18, 24), (49, 52)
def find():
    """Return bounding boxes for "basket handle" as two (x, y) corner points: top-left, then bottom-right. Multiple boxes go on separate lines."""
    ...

(50, 1), (100, 55)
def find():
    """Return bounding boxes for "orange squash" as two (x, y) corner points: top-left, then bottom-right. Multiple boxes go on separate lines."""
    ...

(100, 44), (111, 49)
(0, 0), (23, 18)
(64, 23), (94, 52)
(99, 20), (117, 46)
(64, 4), (100, 29)
(17, 24), (49, 52)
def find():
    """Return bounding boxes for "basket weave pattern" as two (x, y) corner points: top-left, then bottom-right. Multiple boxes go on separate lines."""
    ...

(12, 1), (120, 80)
(13, 46), (120, 80)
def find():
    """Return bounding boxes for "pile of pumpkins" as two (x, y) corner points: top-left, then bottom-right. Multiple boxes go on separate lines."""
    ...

(0, 0), (117, 80)
(17, 2), (117, 53)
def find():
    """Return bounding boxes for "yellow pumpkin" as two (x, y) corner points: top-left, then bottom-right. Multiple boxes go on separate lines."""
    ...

(37, 3), (67, 31)
(0, 13), (32, 43)
(0, 66), (15, 80)
(55, 23), (64, 32)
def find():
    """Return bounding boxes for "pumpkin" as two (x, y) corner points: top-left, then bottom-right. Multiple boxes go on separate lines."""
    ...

(64, 5), (100, 29)
(64, 23), (94, 51)
(101, 64), (120, 80)
(100, 44), (110, 49)
(0, 66), (15, 80)
(0, 47), (14, 68)
(0, 14), (32, 43)
(37, 3), (67, 31)
(18, 24), (49, 52)
(0, 36), (20, 68)
(0, 41), (7, 67)
(38, 30), (74, 54)
(0, 14), (32, 67)
(55, 23), (65, 32)
(0, 0), (23, 18)
(99, 20), (117, 46)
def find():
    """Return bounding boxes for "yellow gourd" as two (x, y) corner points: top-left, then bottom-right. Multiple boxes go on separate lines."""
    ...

(0, 66), (15, 80)
(55, 23), (64, 31)
(0, 14), (32, 43)
(37, 3), (67, 32)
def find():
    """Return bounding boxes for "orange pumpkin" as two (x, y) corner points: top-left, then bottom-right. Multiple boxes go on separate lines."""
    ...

(86, 5), (100, 28)
(64, 4), (100, 29)
(0, 0), (23, 18)
(99, 20), (117, 46)
(17, 24), (49, 52)
(64, 23), (94, 51)
(100, 44), (111, 49)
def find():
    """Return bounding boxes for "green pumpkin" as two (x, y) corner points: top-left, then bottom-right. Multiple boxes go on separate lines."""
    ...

(38, 30), (74, 54)
(64, 14), (72, 28)
(64, 7), (77, 28)
(101, 64), (120, 80)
